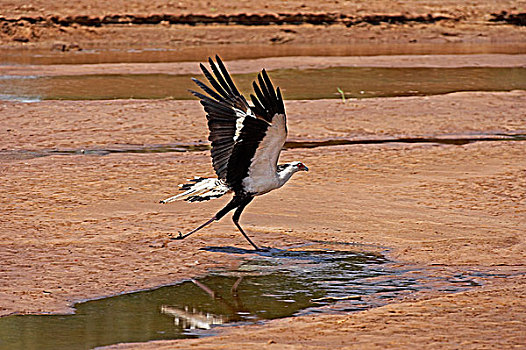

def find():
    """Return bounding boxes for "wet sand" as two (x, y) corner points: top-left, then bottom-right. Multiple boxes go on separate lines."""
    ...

(1, 91), (525, 348)
(2, 54), (525, 77)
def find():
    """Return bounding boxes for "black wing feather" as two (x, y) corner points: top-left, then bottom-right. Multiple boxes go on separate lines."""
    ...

(208, 57), (235, 96)
(190, 58), (247, 180)
(190, 56), (286, 193)
(191, 78), (224, 102)
(262, 70), (279, 110)
(250, 70), (285, 121)
(199, 64), (231, 102)
(216, 55), (243, 99)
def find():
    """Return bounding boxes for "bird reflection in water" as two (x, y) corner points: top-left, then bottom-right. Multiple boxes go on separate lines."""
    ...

(161, 276), (250, 330)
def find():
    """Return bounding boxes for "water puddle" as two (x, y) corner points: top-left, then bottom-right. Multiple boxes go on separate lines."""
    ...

(0, 243), (482, 350)
(2, 134), (524, 162)
(285, 134), (526, 148)
(1, 67), (524, 101)
(2, 43), (525, 65)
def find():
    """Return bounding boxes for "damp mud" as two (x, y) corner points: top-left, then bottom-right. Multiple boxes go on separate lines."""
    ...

(2, 138), (525, 348)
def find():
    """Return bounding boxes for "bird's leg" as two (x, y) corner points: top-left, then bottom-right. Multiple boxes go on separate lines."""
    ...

(233, 219), (259, 250)
(173, 216), (216, 240)
(231, 276), (243, 296)
(172, 196), (242, 241)
(232, 197), (261, 250)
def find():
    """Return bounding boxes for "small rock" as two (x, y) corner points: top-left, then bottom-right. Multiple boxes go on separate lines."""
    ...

(51, 42), (82, 52)
(13, 36), (29, 42)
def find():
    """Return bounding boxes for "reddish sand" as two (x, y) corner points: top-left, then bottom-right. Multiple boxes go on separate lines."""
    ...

(0, 0), (525, 348)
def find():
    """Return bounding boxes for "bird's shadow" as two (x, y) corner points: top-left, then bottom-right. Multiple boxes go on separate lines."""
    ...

(200, 246), (281, 257)
(199, 245), (367, 263)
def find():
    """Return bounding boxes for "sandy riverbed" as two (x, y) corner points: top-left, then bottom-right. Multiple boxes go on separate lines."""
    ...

(1, 0), (526, 348)
(1, 91), (525, 348)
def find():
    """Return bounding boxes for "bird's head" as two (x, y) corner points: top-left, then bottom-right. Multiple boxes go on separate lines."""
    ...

(277, 161), (309, 186)
(289, 161), (309, 173)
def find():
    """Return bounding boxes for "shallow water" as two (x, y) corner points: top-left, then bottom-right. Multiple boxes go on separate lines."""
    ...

(1, 67), (525, 101)
(0, 244), (480, 350)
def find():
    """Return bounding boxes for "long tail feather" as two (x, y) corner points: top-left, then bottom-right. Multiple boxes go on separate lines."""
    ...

(160, 178), (229, 203)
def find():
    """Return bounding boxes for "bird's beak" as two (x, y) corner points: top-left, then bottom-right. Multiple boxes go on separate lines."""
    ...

(302, 165), (309, 172)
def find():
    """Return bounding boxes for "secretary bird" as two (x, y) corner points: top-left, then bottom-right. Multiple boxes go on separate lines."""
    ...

(161, 56), (308, 250)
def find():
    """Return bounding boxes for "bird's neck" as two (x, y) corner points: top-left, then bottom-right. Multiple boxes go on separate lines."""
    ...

(277, 167), (297, 187)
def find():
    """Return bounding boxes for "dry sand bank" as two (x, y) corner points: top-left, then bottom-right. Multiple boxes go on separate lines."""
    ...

(1, 0), (521, 18)
(2, 0), (524, 67)
(1, 91), (525, 152)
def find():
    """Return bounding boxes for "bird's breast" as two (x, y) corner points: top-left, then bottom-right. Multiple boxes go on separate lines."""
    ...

(242, 174), (281, 196)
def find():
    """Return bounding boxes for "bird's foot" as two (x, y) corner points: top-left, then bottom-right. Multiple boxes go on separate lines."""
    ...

(255, 246), (272, 252)
(168, 231), (185, 240)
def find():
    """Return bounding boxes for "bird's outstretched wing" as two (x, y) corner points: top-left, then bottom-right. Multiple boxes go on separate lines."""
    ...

(227, 69), (287, 194)
(191, 56), (287, 194)
(190, 56), (250, 181)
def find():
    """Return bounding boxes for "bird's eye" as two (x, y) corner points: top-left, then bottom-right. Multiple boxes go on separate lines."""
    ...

(295, 163), (308, 171)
